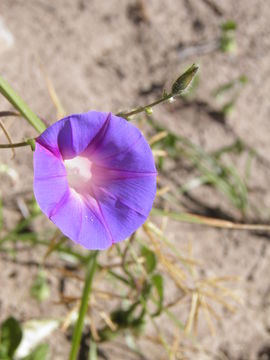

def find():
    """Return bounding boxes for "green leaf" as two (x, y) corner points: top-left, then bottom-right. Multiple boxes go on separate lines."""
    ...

(0, 317), (23, 358)
(22, 343), (49, 360)
(220, 22), (237, 53)
(222, 101), (235, 115)
(222, 20), (237, 31)
(0, 76), (46, 133)
(151, 273), (164, 316)
(141, 246), (157, 273)
(239, 75), (248, 84)
(30, 271), (50, 302)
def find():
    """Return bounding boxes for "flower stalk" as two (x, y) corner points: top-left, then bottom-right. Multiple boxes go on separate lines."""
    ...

(69, 251), (98, 360)
(0, 140), (33, 149)
(118, 63), (199, 119)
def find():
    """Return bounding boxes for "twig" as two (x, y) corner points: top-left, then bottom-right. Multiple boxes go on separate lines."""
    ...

(0, 119), (15, 157)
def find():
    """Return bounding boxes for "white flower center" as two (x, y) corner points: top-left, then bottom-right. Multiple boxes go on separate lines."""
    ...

(64, 156), (92, 192)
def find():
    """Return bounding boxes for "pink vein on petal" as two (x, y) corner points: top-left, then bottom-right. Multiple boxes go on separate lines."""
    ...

(35, 174), (67, 181)
(91, 187), (115, 245)
(99, 133), (142, 161)
(85, 113), (111, 157)
(48, 189), (70, 219)
(36, 139), (62, 159)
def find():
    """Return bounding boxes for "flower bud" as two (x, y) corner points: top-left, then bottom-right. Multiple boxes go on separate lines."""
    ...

(171, 64), (199, 95)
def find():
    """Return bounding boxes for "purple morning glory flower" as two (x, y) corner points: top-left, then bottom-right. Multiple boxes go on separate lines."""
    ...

(33, 111), (157, 250)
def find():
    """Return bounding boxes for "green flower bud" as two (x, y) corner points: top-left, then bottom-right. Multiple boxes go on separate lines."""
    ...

(171, 64), (199, 95)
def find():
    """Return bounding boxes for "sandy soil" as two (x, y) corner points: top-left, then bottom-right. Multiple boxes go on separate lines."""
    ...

(0, 0), (270, 359)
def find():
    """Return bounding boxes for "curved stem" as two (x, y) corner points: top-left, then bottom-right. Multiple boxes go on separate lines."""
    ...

(0, 110), (20, 118)
(69, 251), (98, 360)
(117, 93), (173, 118)
(117, 64), (199, 119)
(0, 120), (15, 157)
(0, 140), (32, 149)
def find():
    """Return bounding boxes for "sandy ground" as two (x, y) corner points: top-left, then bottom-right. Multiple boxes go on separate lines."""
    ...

(0, 0), (270, 359)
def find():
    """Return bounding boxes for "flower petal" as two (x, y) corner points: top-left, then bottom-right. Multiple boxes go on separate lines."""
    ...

(84, 114), (156, 173)
(33, 143), (68, 216)
(92, 168), (156, 216)
(91, 186), (147, 242)
(37, 111), (108, 159)
(34, 111), (157, 250)
(49, 191), (111, 250)
(33, 143), (66, 179)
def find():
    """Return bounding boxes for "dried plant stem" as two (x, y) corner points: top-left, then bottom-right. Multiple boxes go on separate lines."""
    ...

(0, 110), (20, 118)
(0, 110), (35, 149)
(0, 120), (15, 157)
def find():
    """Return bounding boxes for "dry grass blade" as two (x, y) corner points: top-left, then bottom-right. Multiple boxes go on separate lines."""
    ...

(92, 288), (124, 300)
(153, 209), (270, 231)
(200, 295), (216, 336)
(143, 224), (189, 292)
(152, 149), (167, 157)
(43, 230), (65, 262)
(199, 290), (236, 312)
(149, 130), (168, 145)
(202, 300), (221, 322)
(89, 314), (100, 342)
(191, 214), (270, 231)
(99, 311), (117, 331)
(200, 280), (242, 304)
(39, 63), (66, 119)
(170, 331), (181, 360)
(185, 292), (199, 335)
(61, 303), (80, 332)
(165, 294), (188, 309)
(156, 186), (170, 197)
(146, 221), (200, 266)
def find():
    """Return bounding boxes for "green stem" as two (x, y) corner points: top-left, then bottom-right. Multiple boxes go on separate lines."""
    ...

(117, 93), (173, 118)
(117, 64), (198, 119)
(69, 251), (98, 360)
(0, 76), (47, 133)
(0, 140), (31, 149)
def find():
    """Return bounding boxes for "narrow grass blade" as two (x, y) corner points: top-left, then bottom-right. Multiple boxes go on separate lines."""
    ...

(0, 76), (46, 133)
